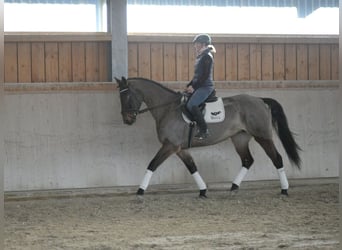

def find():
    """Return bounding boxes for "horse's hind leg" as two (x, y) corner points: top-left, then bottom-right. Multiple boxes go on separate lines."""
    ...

(254, 137), (289, 195)
(230, 132), (254, 193)
(137, 141), (180, 196)
(177, 150), (207, 198)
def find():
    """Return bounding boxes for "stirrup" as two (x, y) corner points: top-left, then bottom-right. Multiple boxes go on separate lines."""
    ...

(194, 129), (209, 140)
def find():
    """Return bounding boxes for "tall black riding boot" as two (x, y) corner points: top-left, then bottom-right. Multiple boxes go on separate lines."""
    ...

(191, 106), (209, 140)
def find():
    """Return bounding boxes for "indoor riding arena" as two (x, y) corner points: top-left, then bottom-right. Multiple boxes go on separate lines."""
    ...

(2, 1), (339, 249)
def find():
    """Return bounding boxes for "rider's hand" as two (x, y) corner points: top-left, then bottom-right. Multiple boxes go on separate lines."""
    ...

(186, 85), (194, 93)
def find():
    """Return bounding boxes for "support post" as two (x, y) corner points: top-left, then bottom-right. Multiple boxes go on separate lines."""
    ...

(339, 0), (342, 242)
(109, 0), (128, 79)
(0, 0), (4, 248)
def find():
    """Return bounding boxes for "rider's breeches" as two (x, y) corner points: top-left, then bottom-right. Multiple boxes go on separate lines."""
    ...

(186, 86), (214, 111)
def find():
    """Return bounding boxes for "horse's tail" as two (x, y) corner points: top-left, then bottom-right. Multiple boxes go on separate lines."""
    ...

(262, 98), (301, 169)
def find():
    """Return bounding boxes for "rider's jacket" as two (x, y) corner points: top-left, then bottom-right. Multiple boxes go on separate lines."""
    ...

(188, 47), (214, 90)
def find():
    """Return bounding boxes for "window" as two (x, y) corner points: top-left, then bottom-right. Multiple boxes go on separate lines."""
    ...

(5, 0), (107, 32)
(127, 5), (338, 35)
(4, 1), (338, 34)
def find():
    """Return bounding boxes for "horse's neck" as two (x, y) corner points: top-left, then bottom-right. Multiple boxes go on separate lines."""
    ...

(130, 79), (179, 123)
(131, 80), (177, 107)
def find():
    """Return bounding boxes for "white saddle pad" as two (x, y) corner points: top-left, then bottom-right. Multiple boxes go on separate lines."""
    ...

(182, 97), (225, 124)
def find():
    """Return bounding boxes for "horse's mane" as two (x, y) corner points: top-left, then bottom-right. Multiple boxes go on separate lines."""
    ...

(127, 77), (178, 95)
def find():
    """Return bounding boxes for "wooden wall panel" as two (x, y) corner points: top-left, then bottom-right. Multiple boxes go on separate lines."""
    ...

(163, 44), (176, 81)
(45, 42), (59, 82)
(85, 42), (99, 82)
(138, 43), (151, 78)
(3, 34), (338, 84)
(4, 43), (18, 83)
(319, 44), (331, 80)
(249, 44), (261, 81)
(150, 43), (163, 81)
(273, 44), (285, 80)
(296, 44), (308, 80)
(188, 47), (195, 80)
(98, 42), (111, 81)
(58, 42), (72, 82)
(308, 44), (319, 80)
(213, 44), (225, 81)
(72, 42), (86, 82)
(285, 44), (297, 80)
(331, 44), (338, 80)
(225, 44), (238, 80)
(261, 44), (273, 80)
(237, 44), (250, 80)
(128, 43), (138, 77)
(176, 43), (189, 81)
(17, 43), (32, 83)
(32, 42), (45, 82)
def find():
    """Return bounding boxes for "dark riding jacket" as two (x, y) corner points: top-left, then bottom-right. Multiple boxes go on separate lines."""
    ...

(188, 47), (214, 90)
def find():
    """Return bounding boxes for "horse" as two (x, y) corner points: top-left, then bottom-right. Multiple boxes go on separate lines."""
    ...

(115, 77), (301, 198)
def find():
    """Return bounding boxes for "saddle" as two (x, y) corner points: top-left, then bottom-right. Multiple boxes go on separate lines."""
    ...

(181, 90), (225, 124)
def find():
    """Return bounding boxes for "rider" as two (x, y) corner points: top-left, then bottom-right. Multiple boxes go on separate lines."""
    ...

(186, 34), (216, 140)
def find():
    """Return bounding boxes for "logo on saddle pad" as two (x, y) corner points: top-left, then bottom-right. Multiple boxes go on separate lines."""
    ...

(182, 97), (225, 123)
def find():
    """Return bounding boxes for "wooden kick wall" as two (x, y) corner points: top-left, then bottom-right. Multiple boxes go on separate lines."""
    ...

(128, 34), (339, 82)
(4, 33), (338, 83)
(4, 33), (112, 83)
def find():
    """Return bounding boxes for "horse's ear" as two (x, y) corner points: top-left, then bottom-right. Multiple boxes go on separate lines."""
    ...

(120, 76), (128, 87)
(115, 76), (128, 89)
(121, 76), (128, 85)
(114, 77), (121, 84)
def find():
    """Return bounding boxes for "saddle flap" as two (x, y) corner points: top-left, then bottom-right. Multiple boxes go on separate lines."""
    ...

(182, 97), (225, 124)
(203, 97), (225, 123)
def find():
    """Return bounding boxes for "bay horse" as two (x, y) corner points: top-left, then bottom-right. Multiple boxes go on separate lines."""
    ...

(115, 77), (301, 198)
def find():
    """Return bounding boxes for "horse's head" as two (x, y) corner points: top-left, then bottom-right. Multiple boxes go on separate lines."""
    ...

(115, 77), (143, 125)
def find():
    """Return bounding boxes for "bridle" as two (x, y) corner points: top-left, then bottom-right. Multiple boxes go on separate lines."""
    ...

(119, 87), (139, 118)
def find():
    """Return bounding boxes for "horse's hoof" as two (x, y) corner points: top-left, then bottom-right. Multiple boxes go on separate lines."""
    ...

(230, 183), (239, 196)
(199, 189), (207, 198)
(135, 189), (145, 202)
(280, 189), (289, 196)
(137, 188), (145, 196)
(230, 183), (239, 191)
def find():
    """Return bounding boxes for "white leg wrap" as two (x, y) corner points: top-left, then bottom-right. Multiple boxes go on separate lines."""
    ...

(277, 167), (289, 190)
(192, 172), (207, 190)
(233, 167), (248, 186)
(139, 170), (153, 190)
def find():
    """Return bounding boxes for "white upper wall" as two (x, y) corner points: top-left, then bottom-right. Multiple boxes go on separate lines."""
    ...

(4, 2), (339, 34)
(127, 5), (339, 35)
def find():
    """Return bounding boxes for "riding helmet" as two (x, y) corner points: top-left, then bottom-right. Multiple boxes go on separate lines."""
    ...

(193, 34), (212, 45)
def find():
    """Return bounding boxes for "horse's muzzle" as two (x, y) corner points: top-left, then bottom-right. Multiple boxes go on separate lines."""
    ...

(122, 112), (137, 125)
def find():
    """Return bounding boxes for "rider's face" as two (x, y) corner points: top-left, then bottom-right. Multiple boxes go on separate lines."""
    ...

(194, 42), (205, 55)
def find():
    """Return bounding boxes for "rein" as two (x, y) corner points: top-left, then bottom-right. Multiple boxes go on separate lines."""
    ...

(138, 97), (181, 114)
(120, 87), (182, 115)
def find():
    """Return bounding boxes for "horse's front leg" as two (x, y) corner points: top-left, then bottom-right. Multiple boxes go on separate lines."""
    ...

(176, 150), (207, 198)
(137, 141), (180, 197)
